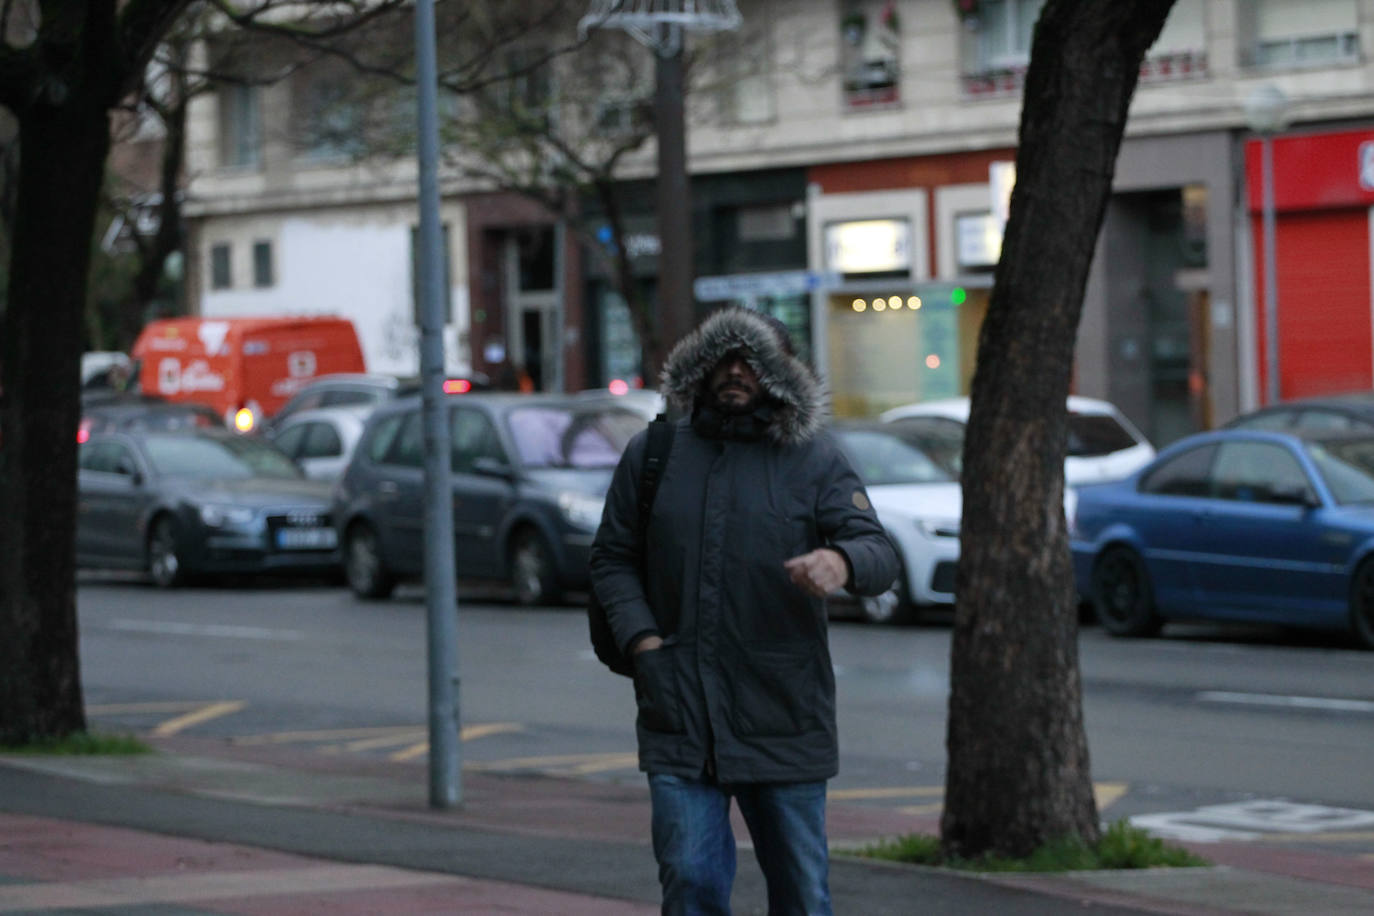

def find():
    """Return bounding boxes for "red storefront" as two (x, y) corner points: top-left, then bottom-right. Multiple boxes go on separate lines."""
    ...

(1247, 127), (1374, 401)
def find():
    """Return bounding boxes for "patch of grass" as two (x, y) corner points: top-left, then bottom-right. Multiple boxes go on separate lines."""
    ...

(854, 820), (1209, 872)
(0, 732), (151, 756)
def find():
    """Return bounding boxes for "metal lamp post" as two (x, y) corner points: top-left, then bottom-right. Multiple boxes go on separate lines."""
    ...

(1245, 84), (1290, 406)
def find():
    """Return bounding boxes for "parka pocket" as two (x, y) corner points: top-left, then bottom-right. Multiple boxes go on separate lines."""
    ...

(731, 644), (823, 737)
(634, 646), (686, 734)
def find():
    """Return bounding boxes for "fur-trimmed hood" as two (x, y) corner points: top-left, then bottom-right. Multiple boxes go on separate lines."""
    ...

(660, 308), (827, 446)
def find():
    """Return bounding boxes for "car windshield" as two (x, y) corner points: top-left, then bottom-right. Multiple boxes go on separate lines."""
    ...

(1067, 413), (1139, 457)
(506, 404), (645, 469)
(142, 434), (303, 480)
(1306, 438), (1374, 504)
(837, 430), (953, 486)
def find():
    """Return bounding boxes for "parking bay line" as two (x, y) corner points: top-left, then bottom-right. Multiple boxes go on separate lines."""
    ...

(107, 619), (304, 641)
(387, 723), (526, 762)
(830, 782), (1128, 811)
(152, 701), (247, 737)
(1197, 691), (1374, 714)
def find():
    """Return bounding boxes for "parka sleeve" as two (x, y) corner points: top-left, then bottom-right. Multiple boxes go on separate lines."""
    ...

(812, 434), (900, 597)
(589, 431), (661, 654)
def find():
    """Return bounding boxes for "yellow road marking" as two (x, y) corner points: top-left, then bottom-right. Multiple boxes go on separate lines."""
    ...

(151, 701), (245, 737)
(1094, 782), (1129, 811)
(345, 731), (428, 753)
(563, 753), (640, 774)
(466, 752), (637, 772)
(233, 726), (426, 746)
(387, 723), (527, 763)
(896, 803), (944, 815)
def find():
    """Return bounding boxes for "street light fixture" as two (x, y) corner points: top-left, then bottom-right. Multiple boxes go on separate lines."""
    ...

(1245, 84), (1290, 405)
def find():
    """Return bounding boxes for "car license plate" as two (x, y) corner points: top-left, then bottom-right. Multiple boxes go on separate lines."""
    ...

(276, 527), (337, 550)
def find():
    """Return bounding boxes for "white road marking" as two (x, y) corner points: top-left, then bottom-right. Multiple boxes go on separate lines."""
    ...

(108, 619), (304, 641)
(1133, 800), (1374, 843)
(1197, 690), (1374, 713)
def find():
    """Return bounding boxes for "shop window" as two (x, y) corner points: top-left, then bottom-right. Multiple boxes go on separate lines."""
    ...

(252, 240), (274, 288)
(210, 243), (232, 290)
(826, 286), (988, 418)
(840, 1), (901, 110)
(961, 0), (1044, 72)
(410, 224), (453, 325)
(1241, 0), (1359, 69)
(218, 84), (261, 169)
(738, 205), (795, 242)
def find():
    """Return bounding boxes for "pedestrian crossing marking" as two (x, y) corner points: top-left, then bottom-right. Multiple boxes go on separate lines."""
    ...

(151, 701), (246, 736)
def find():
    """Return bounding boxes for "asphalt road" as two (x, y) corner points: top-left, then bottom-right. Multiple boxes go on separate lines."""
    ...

(75, 573), (1374, 849)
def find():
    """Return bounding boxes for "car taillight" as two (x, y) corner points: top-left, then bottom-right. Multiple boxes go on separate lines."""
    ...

(443, 378), (472, 394)
(77, 420), (91, 444)
(608, 379), (630, 396)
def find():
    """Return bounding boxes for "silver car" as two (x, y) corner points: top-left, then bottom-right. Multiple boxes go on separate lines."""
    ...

(269, 405), (372, 481)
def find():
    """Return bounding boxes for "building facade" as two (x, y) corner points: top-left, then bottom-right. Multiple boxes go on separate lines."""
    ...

(182, 0), (1374, 444)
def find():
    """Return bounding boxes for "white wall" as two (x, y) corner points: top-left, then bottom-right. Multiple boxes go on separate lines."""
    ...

(198, 204), (470, 377)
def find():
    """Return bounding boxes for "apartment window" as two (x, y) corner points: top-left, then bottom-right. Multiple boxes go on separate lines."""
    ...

(210, 243), (232, 290)
(840, 1), (901, 109)
(411, 224), (453, 325)
(253, 240), (274, 288)
(595, 94), (652, 136)
(715, 12), (776, 125)
(218, 84), (262, 169)
(738, 205), (794, 242)
(965, 0), (1046, 72)
(298, 79), (365, 161)
(1243, 0), (1359, 69)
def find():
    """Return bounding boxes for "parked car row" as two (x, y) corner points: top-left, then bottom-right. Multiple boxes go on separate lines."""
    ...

(77, 363), (1374, 647)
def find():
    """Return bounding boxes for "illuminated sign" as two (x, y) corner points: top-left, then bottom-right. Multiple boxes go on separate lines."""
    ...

(825, 219), (911, 274)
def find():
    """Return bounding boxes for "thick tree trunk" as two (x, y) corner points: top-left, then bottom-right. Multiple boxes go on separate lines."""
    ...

(941, 0), (1175, 859)
(0, 95), (112, 744)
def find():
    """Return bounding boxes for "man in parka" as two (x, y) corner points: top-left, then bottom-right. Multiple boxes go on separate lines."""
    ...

(590, 307), (899, 915)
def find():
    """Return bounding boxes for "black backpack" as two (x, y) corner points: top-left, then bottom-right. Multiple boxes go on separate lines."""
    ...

(588, 414), (675, 677)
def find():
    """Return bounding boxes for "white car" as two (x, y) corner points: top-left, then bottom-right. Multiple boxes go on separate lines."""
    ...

(880, 395), (1155, 487)
(832, 424), (963, 624)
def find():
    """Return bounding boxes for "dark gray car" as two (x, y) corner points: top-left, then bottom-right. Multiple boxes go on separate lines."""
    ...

(333, 393), (646, 605)
(77, 429), (339, 586)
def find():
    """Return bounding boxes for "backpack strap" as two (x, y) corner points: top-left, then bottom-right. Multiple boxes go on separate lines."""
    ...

(637, 413), (675, 525)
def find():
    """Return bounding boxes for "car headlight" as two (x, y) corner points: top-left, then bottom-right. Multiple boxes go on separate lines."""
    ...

(199, 503), (257, 527)
(918, 518), (960, 539)
(557, 492), (605, 531)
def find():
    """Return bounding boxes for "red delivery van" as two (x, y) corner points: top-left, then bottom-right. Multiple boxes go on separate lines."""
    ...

(131, 316), (366, 432)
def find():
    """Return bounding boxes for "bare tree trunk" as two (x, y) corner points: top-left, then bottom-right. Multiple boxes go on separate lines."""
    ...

(941, 0), (1175, 860)
(0, 95), (113, 744)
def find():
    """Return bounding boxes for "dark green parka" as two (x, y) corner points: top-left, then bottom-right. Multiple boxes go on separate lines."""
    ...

(590, 308), (899, 784)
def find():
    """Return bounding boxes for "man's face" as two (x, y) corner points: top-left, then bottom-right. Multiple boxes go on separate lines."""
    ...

(709, 350), (762, 414)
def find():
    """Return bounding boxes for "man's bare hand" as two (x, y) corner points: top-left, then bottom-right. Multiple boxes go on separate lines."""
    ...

(784, 548), (848, 597)
(632, 635), (664, 655)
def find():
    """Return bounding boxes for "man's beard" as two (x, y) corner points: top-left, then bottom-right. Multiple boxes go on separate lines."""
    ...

(712, 384), (760, 415)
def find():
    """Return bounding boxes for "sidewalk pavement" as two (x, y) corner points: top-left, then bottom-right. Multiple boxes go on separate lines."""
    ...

(1, 735), (1372, 915)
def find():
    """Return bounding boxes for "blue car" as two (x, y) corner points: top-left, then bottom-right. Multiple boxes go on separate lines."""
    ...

(1070, 428), (1374, 648)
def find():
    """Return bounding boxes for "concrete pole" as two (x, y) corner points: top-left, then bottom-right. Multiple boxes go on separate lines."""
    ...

(415, 0), (461, 808)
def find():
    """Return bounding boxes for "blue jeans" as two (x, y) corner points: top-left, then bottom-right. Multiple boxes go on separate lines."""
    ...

(648, 773), (832, 916)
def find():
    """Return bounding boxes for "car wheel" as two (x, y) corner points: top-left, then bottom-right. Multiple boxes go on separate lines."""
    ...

(859, 572), (915, 625)
(510, 528), (560, 607)
(146, 515), (184, 588)
(345, 522), (395, 600)
(1348, 558), (1374, 649)
(1091, 545), (1162, 638)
